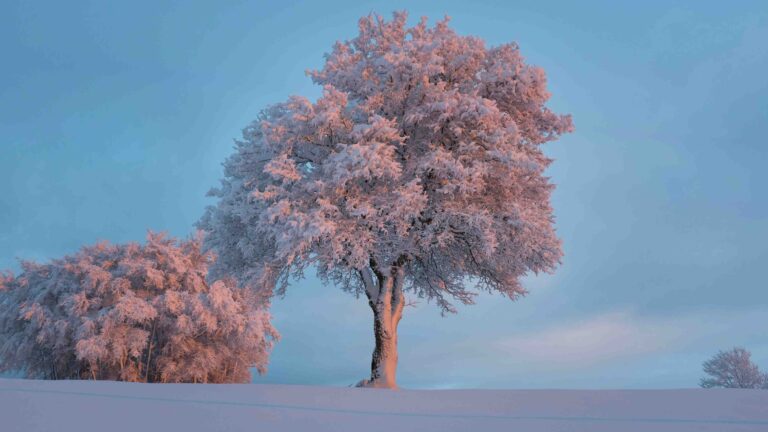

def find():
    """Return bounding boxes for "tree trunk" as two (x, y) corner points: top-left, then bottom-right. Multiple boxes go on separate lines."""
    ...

(358, 264), (405, 389)
(368, 301), (399, 388)
(144, 319), (157, 383)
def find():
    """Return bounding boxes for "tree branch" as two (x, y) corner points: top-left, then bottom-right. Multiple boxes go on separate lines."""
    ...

(358, 268), (378, 301)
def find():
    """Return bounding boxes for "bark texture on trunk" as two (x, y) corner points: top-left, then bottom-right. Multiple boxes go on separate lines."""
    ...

(357, 262), (405, 389)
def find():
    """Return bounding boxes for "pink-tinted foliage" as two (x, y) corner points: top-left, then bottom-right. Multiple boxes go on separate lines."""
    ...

(200, 11), (572, 312)
(0, 233), (278, 383)
(700, 347), (766, 389)
(200, 11), (571, 388)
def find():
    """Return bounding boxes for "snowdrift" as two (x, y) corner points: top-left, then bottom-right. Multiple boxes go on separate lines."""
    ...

(2, 378), (767, 431)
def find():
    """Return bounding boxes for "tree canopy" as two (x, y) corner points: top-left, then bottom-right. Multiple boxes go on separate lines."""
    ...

(200, 12), (572, 313)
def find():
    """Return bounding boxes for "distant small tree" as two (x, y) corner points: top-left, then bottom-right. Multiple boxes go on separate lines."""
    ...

(700, 347), (765, 389)
(0, 233), (278, 383)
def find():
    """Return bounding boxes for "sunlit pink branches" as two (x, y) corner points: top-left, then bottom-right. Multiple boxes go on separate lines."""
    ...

(201, 11), (572, 313)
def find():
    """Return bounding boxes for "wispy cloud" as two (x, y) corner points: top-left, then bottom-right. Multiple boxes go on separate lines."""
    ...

(482, 308), (768, 372)
(493, 312), (683, 370)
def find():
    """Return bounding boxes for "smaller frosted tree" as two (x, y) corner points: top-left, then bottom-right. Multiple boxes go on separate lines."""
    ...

(0, 232), (278, 383)
(700, 347), (766, 389)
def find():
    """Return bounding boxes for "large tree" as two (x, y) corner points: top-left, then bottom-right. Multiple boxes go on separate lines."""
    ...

(200, 12), (572, 388)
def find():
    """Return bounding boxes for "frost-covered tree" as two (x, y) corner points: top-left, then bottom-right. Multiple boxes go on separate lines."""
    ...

(700, 347), (766, 389)
(200, 12), (572, 388)
(0, 233), (278, 383)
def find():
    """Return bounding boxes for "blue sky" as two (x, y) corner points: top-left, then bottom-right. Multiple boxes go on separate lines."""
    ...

(1, 0), (766, 389)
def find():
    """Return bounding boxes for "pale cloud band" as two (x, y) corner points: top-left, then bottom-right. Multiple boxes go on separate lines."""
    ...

(490, 309), (768, 372)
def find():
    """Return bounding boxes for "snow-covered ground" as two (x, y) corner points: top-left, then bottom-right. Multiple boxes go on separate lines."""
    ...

(2, 378), (767, 432)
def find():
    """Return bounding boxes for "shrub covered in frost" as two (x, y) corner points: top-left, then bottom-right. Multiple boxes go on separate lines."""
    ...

(0, 232), (278, 383)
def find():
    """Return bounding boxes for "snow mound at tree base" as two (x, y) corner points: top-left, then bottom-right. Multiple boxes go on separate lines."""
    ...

(2, 378), (767, 432)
